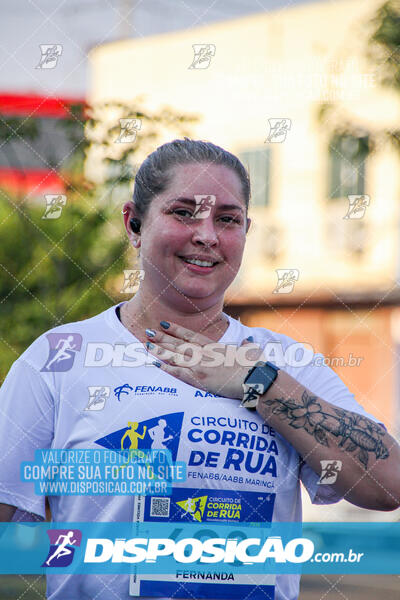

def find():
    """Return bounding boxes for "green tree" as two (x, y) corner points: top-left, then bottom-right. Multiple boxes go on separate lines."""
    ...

(317, 0), (400, 152)
(367, 0), (400, 151)
(0, 101), (197, 380)
(369, 0), (400, 92)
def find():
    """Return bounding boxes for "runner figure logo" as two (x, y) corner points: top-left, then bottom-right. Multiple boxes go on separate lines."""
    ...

(115, 118), (142, 143)
(176, 495), (208, 522)
(42, 194), (67, 219)
(188, 44), (216, 69)
(241, 383), (264, 409)
(344, 195), (370, 219)
(318, 459), (343, 485)
(192, 195), (216, 219)
(41, 529), (82, 567)
(121, 269), (145, 293)
(265, 118), (291, 143)
(85, 386), (111, 411)
(41, 333), (82, 372)
(273, 269), (299, 294)
(36, 44), (63, 69)
(95, 412), (183, 462)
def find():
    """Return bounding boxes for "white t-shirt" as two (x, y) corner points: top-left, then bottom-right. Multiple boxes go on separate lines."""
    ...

(0, 302), (382, 600)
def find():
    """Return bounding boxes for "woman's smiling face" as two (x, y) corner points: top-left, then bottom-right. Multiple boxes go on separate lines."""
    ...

(138, 161), (250, 308)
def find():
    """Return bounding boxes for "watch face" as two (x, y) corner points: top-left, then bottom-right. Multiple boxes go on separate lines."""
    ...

(248, 363), (279, 382)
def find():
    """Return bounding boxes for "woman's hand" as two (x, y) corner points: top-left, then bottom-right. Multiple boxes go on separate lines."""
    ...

(145, 321), (264, 399)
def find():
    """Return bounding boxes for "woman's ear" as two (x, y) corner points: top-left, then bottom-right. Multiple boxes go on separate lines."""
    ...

(122, 202), (141, 249)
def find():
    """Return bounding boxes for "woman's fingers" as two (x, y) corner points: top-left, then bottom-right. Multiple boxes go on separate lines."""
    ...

(239, 338), (265, 363)
(158, 321), (212, 345)
(146, 341), (176, 361)
(146, 340), (197, 367)
(154, 360), (205, 390)
(146, 334), (265, 400)
(146, 334), (264, 371)
(145, 322), (207, 363)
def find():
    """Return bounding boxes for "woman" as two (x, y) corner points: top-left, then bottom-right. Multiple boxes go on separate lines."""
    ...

(0, 138), (399, 600)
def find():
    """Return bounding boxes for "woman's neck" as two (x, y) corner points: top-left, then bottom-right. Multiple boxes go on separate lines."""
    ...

(119, 291), (229, 342)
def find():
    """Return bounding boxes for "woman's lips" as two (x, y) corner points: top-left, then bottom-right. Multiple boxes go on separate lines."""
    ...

(178, 256), (219, 274)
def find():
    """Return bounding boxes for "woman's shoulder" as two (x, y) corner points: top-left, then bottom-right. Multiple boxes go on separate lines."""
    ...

(16, 304), (117, 369)
(226, 313), (302, 348)
(226, 314), (315, 371)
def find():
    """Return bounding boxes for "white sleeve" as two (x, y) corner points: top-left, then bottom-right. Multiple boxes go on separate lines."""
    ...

(0, 358), (54, 520)
(295, 356), (385, 505)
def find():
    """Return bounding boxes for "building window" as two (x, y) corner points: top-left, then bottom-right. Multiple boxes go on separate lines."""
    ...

(329, 134), (369, 199)
(239, 148), (270, 207)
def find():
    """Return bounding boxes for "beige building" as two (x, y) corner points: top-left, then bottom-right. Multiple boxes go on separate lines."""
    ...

(89, 0), (400, 453)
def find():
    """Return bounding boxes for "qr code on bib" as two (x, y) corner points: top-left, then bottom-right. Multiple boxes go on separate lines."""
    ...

(150, 497), (170, 517)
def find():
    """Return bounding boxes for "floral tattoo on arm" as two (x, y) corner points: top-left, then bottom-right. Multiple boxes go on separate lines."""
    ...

(262, 390), (389, 468)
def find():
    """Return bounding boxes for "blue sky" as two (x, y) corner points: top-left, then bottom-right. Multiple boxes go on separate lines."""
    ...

(0, 0), (321, 96)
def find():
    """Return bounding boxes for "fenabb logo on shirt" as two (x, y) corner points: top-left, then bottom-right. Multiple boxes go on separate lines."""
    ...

(113, 383), (177, 400)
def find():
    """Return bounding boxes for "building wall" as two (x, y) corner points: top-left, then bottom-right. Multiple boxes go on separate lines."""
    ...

(89, 0), (400, 299)
(89, 0), (400, 439)
(241, 305), (395, 430)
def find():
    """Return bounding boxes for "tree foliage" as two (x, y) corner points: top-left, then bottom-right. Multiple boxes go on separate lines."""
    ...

(316, 1), (400, 154)
(0, 100), (197, 380)
(368, 0), (400, 91)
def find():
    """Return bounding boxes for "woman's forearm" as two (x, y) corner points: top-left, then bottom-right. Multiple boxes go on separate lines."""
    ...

(257, 369), (400, 511)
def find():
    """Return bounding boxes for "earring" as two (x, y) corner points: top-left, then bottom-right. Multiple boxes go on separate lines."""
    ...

(121, 209), (128, 215)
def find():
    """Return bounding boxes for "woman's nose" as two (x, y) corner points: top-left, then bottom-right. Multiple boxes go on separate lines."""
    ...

(191, 217), (219, 246)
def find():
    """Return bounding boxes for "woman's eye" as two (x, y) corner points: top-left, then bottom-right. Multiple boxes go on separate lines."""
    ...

(219, 216), (241, 224)
(173, 209), (193, 218)
(170, 209), (241, 223)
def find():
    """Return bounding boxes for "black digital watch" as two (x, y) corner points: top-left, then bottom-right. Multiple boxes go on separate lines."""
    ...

(241, 361), (280, 410)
